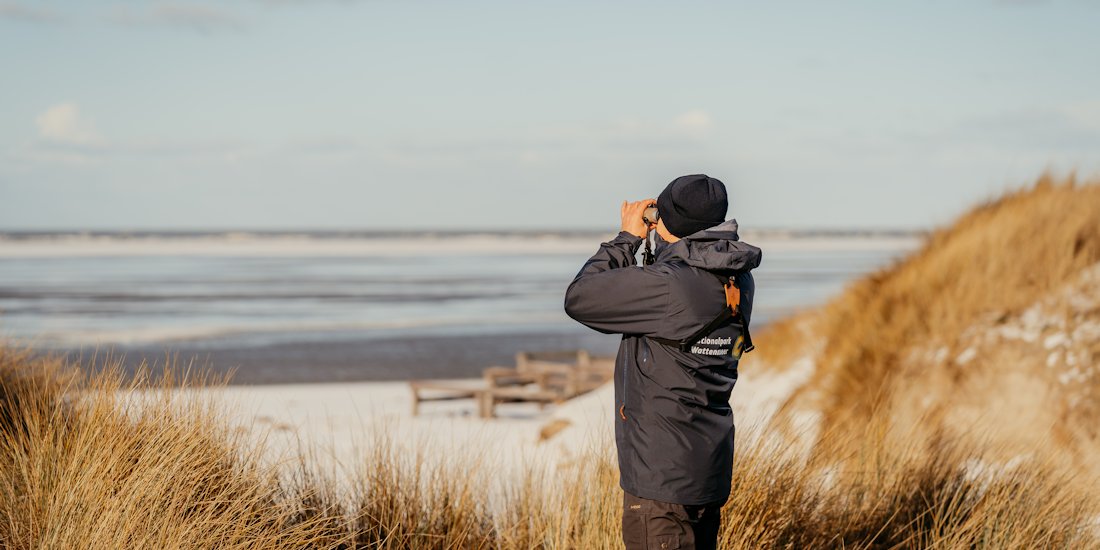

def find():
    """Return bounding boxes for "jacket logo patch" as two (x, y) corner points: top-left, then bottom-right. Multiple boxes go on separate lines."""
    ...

(689, 336), (733, 356)
(688, 335), (745, 359)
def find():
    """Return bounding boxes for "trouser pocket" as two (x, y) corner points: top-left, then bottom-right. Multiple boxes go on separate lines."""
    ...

(622, 491), (692, 550)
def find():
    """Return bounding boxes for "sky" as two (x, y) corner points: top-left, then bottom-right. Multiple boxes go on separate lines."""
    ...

(1, 1), (1099, 231)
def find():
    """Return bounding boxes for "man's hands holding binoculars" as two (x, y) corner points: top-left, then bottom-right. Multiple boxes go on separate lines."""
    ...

(621, 199), (657, 239)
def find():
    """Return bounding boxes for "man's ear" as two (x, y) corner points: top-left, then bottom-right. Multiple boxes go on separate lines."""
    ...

(655, 219), (680, 243)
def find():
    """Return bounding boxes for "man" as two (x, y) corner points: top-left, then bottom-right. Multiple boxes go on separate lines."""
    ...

(564, 174), (762, 550)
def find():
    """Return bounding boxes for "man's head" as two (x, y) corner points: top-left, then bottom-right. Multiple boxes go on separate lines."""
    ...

(654, 174), (728, 240)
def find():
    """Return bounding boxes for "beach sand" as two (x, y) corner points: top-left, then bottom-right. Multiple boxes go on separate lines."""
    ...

(182, 356), (813, 484)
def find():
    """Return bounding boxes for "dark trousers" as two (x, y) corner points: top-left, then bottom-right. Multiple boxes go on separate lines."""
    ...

(621, 491), (723, 550)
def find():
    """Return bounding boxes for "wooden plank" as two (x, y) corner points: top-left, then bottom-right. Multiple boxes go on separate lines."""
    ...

(409, 380), (484, 416)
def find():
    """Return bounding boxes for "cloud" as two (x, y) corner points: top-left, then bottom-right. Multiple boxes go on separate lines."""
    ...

(0, 1), (63, 22)
(673, 110), (714, 132)
(36, 103), (103, 145)
(1060, 100), (1100, 130)
(112, 3), (244, 34)
(6, 102), (268, 168)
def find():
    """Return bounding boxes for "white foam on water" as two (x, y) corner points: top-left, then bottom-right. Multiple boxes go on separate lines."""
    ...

(5, 312), (569, 347)
(0, 233), (611, 258)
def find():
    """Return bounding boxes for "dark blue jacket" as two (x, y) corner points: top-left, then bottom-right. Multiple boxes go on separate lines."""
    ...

(564, 220), (761, 505)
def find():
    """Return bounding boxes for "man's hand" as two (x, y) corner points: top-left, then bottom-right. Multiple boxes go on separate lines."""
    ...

(621, 199), (657, 239)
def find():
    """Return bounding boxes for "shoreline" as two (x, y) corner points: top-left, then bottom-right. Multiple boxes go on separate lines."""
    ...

(36, 328), (622, 385)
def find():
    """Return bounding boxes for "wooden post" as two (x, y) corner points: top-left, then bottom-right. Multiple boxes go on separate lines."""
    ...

(478, 390), (494, 419)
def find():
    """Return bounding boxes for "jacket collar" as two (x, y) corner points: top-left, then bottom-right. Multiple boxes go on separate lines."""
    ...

(654, 219), (761, 272)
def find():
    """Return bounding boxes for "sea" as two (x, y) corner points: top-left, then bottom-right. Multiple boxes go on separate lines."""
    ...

(0, 230), (919, 383)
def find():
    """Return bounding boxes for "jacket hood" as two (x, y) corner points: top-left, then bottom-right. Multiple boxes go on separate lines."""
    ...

(656, 219), (762, 273)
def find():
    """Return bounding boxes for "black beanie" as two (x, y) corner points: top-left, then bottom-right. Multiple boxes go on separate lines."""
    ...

(656, 174), (728, 237)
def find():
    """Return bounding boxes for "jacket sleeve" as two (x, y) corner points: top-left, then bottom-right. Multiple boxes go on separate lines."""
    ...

(563, 232), (669, 336)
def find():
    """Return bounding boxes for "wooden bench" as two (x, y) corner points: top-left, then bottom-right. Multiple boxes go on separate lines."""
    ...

(484, 350), (592, 391)
(408, 379), (485, 417)
(479, 350), (612, 417)
(477, 386), (564, 419)
(409, 349), (615, 418)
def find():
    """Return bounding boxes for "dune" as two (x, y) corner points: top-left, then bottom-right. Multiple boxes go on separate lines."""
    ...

(746, 174), (1100, 476)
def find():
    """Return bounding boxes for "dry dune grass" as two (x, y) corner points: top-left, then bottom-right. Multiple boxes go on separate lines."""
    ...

(0, 347), (331, 549)
(3, 350), (1097, 547)
(0, 346), (628, 548)
(719, 420), (1095, 549)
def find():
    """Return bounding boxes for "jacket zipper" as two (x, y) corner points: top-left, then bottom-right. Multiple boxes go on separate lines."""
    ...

(619, 352), (628, 420)
(621, 341), (648, 421)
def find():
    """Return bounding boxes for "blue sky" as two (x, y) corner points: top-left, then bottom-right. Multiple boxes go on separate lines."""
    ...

(2, 1), (1098, 230)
